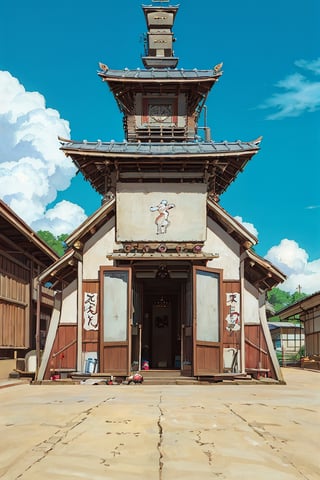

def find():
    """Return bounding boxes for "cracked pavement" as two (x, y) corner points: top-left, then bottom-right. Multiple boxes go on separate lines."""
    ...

(0, 368), (319, 479)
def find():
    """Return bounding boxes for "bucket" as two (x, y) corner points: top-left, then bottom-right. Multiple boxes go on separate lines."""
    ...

(85, 358), (97, 374)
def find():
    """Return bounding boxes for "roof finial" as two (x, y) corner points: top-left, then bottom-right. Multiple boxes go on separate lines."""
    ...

(142, 2), (179, 69)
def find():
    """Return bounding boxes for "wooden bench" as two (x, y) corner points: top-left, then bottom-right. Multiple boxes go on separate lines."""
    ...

(246, 368), (270, 379)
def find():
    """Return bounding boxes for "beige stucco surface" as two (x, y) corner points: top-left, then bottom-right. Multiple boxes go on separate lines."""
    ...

(0, 359), (15, 379)
(0, 368), (319, 479)
(206, 217), (240, 279)
(243, 279), (260, 324)
(60, 280), (77, 324)
(83, 218), (115, 279)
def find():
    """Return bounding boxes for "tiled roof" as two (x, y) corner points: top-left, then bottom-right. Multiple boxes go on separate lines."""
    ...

(98, 68), (221, 81)
(60, 139), (261, 156)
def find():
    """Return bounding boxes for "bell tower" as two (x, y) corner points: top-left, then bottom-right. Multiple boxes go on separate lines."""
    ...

(62, 2), (261, 200)
(97, 2), (222, 143)
(142, 1), (179, 69)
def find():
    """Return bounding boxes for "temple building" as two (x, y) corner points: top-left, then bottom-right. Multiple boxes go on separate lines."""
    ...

(37, 2), (286, 382)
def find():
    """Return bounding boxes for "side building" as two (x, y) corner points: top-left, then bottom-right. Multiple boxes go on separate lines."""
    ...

(278, 291), (320, 369)
(37, 2), (286, 382)
(0, 200), (58, 378)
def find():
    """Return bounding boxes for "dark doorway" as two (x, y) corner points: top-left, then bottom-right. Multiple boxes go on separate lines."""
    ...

(140, 278), (183, 370)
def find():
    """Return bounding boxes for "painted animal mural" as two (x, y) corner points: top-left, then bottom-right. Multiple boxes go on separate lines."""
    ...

(150, 199), (175, 234)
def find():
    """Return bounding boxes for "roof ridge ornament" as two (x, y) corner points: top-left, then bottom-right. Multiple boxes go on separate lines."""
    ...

(213, 62), (223, 73)
(98, 62), (109, 72)
(251, 136), (263, 145)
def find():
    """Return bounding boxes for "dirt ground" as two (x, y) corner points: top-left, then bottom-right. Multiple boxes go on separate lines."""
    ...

(0, 367), (319, 480)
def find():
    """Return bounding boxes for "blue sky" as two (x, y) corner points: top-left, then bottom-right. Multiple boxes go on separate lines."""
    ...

(0, 0), (319, 293)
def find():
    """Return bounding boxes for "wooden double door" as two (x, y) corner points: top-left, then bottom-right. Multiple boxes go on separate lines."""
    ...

(99, 266), (223, 376)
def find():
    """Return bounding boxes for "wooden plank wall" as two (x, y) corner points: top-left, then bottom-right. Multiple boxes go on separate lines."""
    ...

(245, 324), (276, 378)
(44, 281), (100, 378)
(195, 344), (220, 374)
(44, 324), (77, 378)
(304, 308), (320, 355)
(0, 254), (30, 348)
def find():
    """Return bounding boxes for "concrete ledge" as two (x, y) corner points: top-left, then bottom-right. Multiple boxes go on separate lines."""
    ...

(0, 359), (16, 379)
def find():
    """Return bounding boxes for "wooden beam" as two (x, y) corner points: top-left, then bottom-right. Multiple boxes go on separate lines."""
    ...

(245, 337), (268, 356)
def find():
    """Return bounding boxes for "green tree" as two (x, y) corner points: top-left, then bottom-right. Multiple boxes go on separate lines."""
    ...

(267, 287), (291, 312)
(267, 287), (308, 322)
(37, 231), (68, 257)
(290, 291), (307, 304)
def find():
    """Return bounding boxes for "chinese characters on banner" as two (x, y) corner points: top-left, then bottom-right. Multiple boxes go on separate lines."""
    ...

(225, 293), (240, 332)
(84, 292), (98, 331)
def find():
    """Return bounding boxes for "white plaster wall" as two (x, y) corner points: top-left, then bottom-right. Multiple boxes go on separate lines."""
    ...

(117, 183), (207, 242)
(60, 280), (77, 324)
(243, 279), (260, 324)
(206, 217), (240, 280)
(83, 218), (116, 280)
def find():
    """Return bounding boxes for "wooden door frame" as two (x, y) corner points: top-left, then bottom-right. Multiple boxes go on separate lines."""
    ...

(137, 274), (185, 370)
(193, 266), (224, 376)
(99, 266), (132, 375)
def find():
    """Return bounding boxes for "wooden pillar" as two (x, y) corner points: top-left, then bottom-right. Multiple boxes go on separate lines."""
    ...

(240, 258), (245, 374)
(77, 260), (83, 372)
(35, 281), (42, 376)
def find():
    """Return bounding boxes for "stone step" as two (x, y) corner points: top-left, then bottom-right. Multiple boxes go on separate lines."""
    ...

(139, 370), (198, 385)
(143, 378), (199, 385)
(141, 369), (182, 378)
(139, 369), (254, 385)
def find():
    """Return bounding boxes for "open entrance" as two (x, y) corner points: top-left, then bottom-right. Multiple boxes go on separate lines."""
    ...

(102, 263), (223, 376)
(141, 282), (181, 370)
(131, 278), (185, 371)
(130, 263), (192, 372)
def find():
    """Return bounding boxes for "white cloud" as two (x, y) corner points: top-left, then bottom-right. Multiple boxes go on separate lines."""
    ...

(306, 205), (320, 210)
(265, 239), (320, 295)
(31, 201), (87, 237)
(218, 216), (319, 295)
(295, 58), (320, 75)
(234, 216), (258, 237)
(0, 71), (84, 234)
(260, 58), (320, 119)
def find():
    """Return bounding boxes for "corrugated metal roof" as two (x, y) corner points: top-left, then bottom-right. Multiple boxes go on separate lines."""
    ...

(268, 322), (303, 329)
(278, 291), (320, 319)
(60, 139), (260, 156)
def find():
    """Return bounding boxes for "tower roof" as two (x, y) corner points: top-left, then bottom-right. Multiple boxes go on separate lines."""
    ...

(59, 137), (261, 196)
(97, 66), (223, 124)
